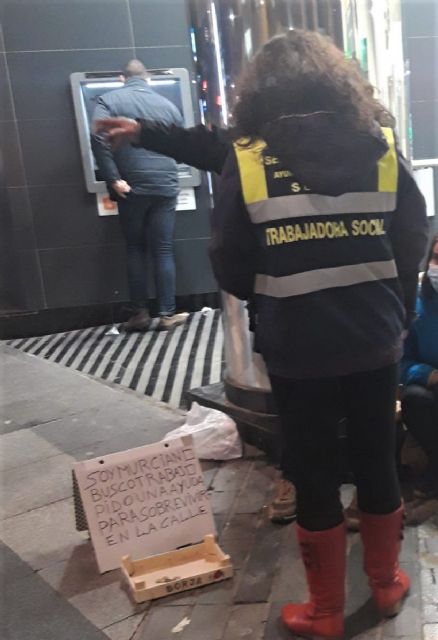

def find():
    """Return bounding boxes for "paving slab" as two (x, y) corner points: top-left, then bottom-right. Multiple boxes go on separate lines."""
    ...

(33, 399), (182, 455)
(419, 518), (438, 540)
(0, 541), (34, 584)
(424, 624), (438, 640)
(233, 461), (276, 514)
(1, 396), (79, 434)
(1, 348), (69, 406)
(133, 605), (191, 640)
(234, 518), (285, 603)
(211, 460), (252, 493)
(221, 513), (262, 541)
(221, 535), (257, 570)
(1, 370), (124, 437)
(38, 542), (118, 598)
(1, 345), (182, 437)
(0, 453), (74, 519)
(70, 428), (166, 462)
(180, 604), (229, 640)
(68, 580), (147, 629)
(425, 537), (438, 554)
(210, 489), (239, 515)
(344, 601), (383, 640)
(421, 568), (438, 605)
(103, 614), (147, 640)
(419, 535), (438, 570)
(2, 568), (108, 640)
(0, 429), (61, 471)
(424, 603), (438, 624)
(345, 535), (371, 617)
(154, 587), (197, 607)
(0, 498), (86, 570)
(269, 526), (307, 603)
(196, 571), (241, 605)
(233, 488), (271, 514)
(381, 562), (422, 638)
(222, 603), (269, 640)
(263, 602), (292, 640)
(201, 460), (221, 490)
(214, 513), (229, 538)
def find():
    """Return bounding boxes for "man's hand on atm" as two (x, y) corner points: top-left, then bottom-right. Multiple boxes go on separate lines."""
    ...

(112, 179), (132, 199)
(94, 118), (141, 148)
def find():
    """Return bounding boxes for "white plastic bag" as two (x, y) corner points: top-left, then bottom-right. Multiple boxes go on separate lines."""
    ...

(163, 402), (242, 461)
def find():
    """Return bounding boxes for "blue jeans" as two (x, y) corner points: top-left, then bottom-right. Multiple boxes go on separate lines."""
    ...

(118, 194), (177, 315)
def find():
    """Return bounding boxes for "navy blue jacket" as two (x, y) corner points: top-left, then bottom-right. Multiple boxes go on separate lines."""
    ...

(210, 114), (429, 379)
(91, 78), (182, 198)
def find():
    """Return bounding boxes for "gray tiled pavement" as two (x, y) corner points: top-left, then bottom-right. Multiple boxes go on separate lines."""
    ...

(1, 344), (437, 640)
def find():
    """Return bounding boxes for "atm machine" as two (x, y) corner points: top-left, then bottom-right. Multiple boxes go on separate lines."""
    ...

(70, 68), (201, 198)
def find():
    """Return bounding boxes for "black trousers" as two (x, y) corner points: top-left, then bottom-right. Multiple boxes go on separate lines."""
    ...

(270, 363), (401, 531)
(402, 385), (438, 476)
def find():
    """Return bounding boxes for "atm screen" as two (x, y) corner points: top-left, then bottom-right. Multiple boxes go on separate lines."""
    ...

(71, 69), (201, 193)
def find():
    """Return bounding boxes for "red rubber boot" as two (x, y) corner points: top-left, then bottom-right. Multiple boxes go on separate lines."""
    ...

(360, 506), (410, 617)
(281, 522), (346, 640)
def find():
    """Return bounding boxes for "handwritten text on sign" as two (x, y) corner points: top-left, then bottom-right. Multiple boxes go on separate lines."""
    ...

(74, 436), (215, 572)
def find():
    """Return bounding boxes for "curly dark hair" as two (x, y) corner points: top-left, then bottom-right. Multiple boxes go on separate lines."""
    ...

(233, 29), (395, 139)
(422, 233), (438, 300)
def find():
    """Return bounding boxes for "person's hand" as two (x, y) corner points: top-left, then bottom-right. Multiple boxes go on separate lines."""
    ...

(94, 118), (141, 147)
(428, 370), (438, 388)
(112, 179), (131, 199)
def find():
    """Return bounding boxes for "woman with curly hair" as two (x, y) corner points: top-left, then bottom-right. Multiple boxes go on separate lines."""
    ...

(209, 30), (428, 639)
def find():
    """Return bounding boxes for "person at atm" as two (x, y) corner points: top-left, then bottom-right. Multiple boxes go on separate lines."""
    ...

(91, 59), (188, 332)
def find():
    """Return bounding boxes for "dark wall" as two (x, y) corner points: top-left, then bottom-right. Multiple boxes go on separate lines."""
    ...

(402, 0), (438, 236)
(0, 0), (216, 326)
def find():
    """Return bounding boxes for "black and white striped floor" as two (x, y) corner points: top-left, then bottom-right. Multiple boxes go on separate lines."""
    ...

(6, 309), (225, 409)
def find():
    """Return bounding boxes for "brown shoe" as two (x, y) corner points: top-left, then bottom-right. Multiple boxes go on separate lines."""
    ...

(123, 310), (151, 332)
(269, 478), (296, 524)
(158, 312), (189, 330)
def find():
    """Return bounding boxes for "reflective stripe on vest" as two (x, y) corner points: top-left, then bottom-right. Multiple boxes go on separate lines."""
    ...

(255, 259), (398, 298)
(233, 128), (398, 224)
(247, 192), (396, 224)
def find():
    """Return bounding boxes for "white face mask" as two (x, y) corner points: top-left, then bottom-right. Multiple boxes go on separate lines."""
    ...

(428, 264), (438, 293)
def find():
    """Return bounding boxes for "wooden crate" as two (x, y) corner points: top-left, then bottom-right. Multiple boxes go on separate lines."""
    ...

(121, 534), (233, 603)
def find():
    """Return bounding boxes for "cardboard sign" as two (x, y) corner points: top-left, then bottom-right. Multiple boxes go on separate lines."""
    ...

(74, 436), (215, 573)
